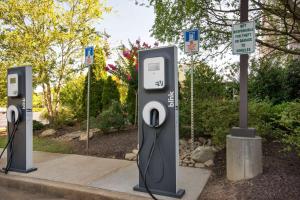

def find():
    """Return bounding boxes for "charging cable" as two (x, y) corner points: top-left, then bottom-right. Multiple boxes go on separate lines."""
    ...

(0, 111), (20, 174)
(136, 114), (165, 200)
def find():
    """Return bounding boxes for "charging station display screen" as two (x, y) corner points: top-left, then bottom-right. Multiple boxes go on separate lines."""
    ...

(148, 63), (160, 71)
(10, 78), (16, 84)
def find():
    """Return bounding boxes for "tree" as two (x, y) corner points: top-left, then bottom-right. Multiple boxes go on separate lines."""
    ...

(0, 63), (6, 106)
(101, 76), (120, 109)
(106, 40), (157, 124)
(147, 0), (300, 56)
(0, 0), (110, 123)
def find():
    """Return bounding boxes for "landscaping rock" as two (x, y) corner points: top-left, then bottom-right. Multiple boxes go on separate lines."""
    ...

(132, 149), (139, 155)
(191, 146), (215, 163)
(207, 139), (212, 146)
(40, 129), (56, 137)
(79, 131), (95, 141)
(125, 153), (136, 161)
(198, 137), (206, 145)
(58, 131), (82, 141)
(204, 159), (214, 167)
(195, 163), (205, 168)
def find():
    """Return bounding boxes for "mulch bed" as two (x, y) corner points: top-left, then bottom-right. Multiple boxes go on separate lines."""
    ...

(70, 128), (138, 159)
(199, 140), (300, 200)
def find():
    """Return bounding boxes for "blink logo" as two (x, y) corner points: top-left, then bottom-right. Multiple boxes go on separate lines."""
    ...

(168, 91), (174, 107)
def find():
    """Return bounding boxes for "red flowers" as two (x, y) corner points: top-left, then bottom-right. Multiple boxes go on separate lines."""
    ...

(127, 74), (132, 81)
(123, 50), (131, 59)
(106, 64), (117, 71)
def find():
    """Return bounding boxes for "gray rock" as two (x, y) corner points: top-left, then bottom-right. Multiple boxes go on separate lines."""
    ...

(188, 163), (194, 167)
(125, 153), (136, 161)
(207, 139), (212, 146)
(132, 149), (139, 155)
(191, 146), (215, 163)
(40, 129), (56, 137)
(195, 163), (205, 168)
(198, 137), (206, 145)
(204, 159), (214, 167)
(79, 131), (95, 141)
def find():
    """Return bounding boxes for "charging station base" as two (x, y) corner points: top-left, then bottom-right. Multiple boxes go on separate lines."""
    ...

(3, 167), (37, 173)
(133, 185), (185, 198)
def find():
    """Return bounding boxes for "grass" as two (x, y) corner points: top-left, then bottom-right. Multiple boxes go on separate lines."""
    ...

(0, 136), (73, 154)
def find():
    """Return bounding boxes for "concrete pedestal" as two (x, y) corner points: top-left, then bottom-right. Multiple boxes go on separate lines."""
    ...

(226, 134), (262, 181)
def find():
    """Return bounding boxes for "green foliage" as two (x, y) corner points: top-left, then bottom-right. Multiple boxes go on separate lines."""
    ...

(277, 102), (300, 155)
(249, 59), (300, 104)
(42, 107), (75, 128)
(125, 87), (137, 124)
(33, 120), (45, 131)
(0, 0), (110, 123)
(61, 75), (86, 119)
(285, 60), (300, 101)
(101, 76), (120, 108)
(107, 40), (157, 125)
(0, 136), (73, 154)
(82, 68), (104, 118)
(182, 62), (226, 100)
(0, 64), (7, 106)
(98, 101), (125, 133)
(249, 59), (288, 104)
(180, 99), (238, 147)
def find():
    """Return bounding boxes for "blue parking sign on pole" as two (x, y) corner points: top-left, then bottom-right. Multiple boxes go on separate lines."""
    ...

(184, 29), (199, 54)
(85, 46), (94, 66)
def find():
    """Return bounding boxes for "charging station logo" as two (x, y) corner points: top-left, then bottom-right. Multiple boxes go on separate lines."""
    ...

(168, 91), (174, 107)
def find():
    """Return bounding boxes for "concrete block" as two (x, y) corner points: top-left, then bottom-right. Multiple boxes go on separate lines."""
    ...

(226, 135), (262, 181)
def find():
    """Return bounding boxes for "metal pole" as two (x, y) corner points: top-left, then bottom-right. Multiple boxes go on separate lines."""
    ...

(239, 0), (249, 129)
(86, 64), (91, 151)
(191, 55), (194, 151)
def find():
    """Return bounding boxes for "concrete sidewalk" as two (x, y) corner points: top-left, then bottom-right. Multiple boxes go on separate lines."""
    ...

(0, 150), (211, 200)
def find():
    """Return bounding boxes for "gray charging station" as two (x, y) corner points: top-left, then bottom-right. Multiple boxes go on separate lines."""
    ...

(133, 46), (185, 198)
(4, 66), (36, 173)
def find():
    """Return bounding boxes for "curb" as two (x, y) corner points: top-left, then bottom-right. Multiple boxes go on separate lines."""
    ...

(0, 173), (150, 200)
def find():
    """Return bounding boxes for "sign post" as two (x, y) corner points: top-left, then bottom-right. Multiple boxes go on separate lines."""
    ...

(184, 29), (199, 151)
(227, 0), (262, 181)
(85, 46), (94, 151)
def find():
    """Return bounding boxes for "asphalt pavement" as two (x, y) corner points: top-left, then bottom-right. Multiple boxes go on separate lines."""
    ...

(0, 185), (67, 200)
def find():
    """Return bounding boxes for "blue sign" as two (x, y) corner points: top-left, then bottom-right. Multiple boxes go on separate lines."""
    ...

(184, 29), (199, 54)
(85, 46), (94, 65)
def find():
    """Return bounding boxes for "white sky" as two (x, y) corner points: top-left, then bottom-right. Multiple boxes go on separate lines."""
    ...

(96, 0), (156, 61)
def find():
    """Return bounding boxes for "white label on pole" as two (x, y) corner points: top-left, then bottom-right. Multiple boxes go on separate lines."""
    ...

(184, 29), (199, 54)
(232, 21), (256, 55)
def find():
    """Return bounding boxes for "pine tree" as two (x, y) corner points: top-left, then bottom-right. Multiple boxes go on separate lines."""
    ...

(101, 76), (120, 109)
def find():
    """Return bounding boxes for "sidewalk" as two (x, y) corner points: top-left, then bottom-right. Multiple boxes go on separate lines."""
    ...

(0, 150), (211, 200)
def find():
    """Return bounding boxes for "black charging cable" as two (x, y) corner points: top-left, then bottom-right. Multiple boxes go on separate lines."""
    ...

(136, 110), (165, 200)
(0, 111), (20, 174)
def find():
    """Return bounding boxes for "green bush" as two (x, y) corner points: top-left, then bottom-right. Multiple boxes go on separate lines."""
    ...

(41, 107), (75, 128)
(33, 120), (45, 131)
(180, 99), (238, 147)
(277, 102), (300, 155)
(98, 101), (125, 133)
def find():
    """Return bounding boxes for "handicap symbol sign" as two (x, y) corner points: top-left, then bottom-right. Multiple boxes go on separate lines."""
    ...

(85, 46), (94, 66)
(184, 29), (199, 54)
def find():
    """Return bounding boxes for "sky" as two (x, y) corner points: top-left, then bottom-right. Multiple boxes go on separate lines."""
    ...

(96, 0), (157, 61)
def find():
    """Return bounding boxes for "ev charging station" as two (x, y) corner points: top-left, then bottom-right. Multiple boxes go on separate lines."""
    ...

(134, 46), (185, 198)
(0, 66), (36, 173)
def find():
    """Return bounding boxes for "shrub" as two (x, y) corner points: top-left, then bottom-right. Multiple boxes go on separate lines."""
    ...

(33, 120), (44, 131)
(41, 107), (75, 128)
(180, 99), (238, 147)
(98, 101), (125, 133)
(277, 102), (300, 155)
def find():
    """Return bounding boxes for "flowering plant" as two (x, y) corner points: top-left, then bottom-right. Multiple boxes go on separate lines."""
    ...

(106, 40), (157, 91)
(106, 40), (158, 125)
